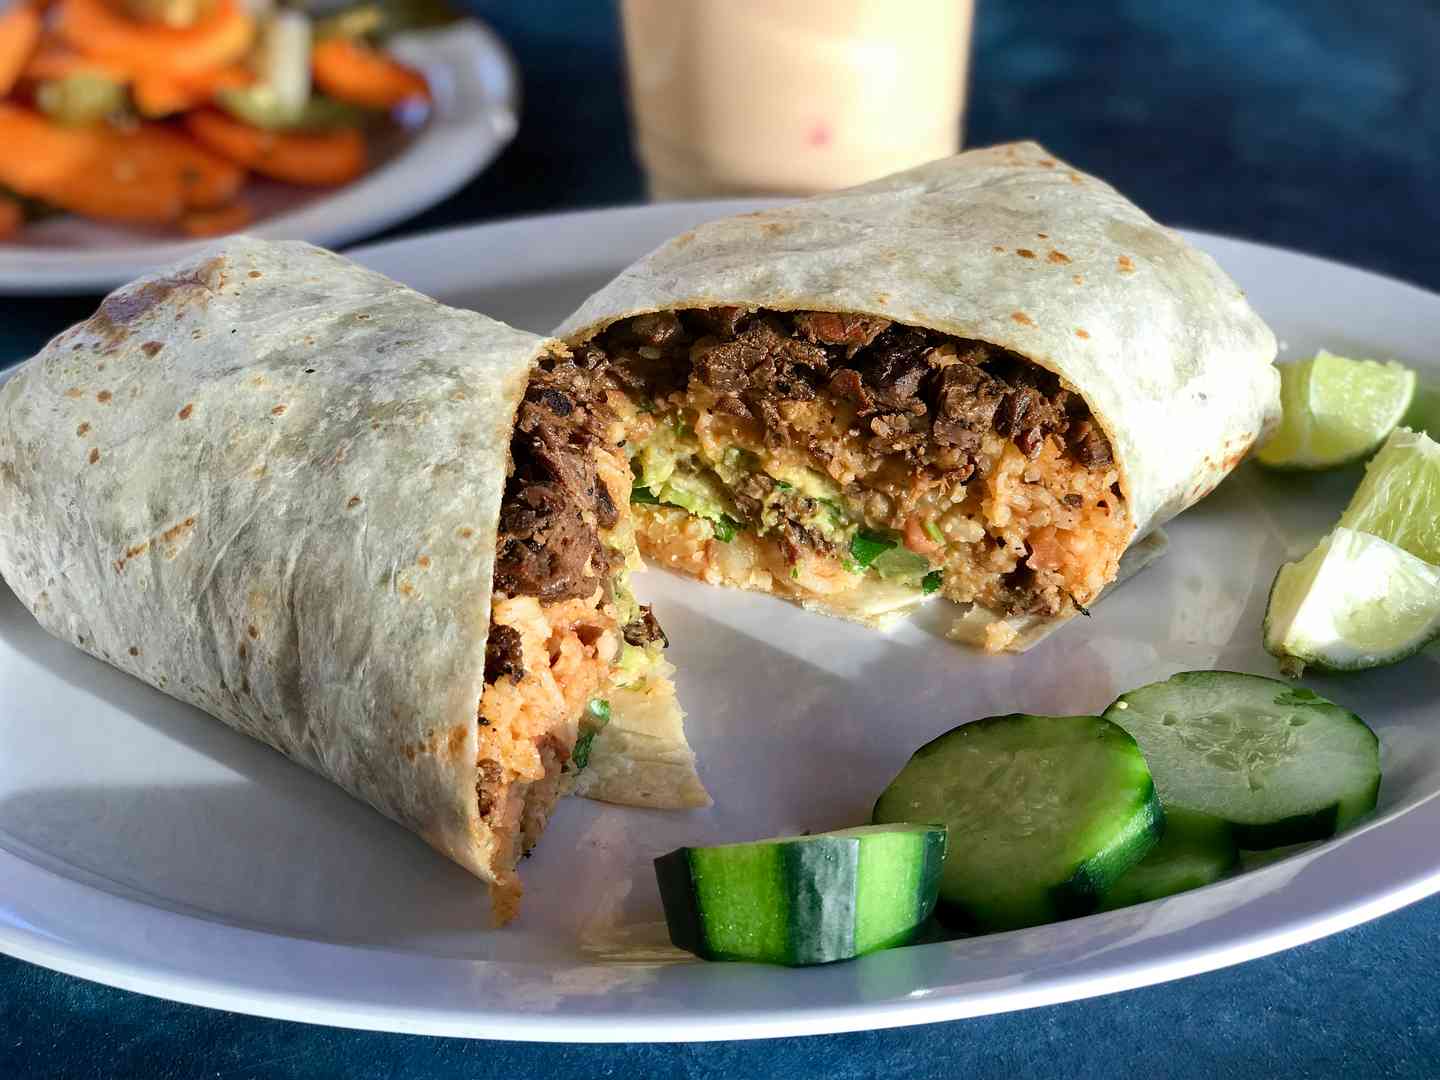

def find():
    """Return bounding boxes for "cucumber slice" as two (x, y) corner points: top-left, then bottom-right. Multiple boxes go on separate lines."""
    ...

(1099, 808), (1238, 910)
(1103, 671), (1380, 848)
(872, 714), (1162, 932)
(654, 824), (946, 966)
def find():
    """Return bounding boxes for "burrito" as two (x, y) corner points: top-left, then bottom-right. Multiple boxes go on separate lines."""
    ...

(557, 142), (1280, 650)
(0, 237), (707, 922)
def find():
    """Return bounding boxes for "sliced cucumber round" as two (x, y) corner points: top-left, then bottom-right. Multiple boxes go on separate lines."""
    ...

(654, 823), (946, 966)
(1103, 671), (1380, 849)
(872, 714), (1162, 933)
(1099, 808), (1238, 911)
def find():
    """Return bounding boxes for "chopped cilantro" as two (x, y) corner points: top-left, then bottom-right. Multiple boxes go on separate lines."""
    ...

(923, 518), (945, 544)
(572, 729), (597, 771)
(586, 698), (612, 725)
(849, 529), (896, 568)
(630, 485), (662, 505)
(922, 570), (944, 595)
(774, 479), (793, 491)
(712, 515), (744, 543)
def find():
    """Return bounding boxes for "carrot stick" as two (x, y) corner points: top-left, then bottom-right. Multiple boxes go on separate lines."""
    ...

(132, 63), (250, 117)
(184, 108), (366, 187)
(22, 41), (132, 84)
(0, 104), (182, 222)
(128, 122), (245, 207)
(0, 4), (43, 97)
(55, 0), (253, 75)
(0, 193), (24, 240)
(180, 200), (249, 236)
(311, 37), (429, 109)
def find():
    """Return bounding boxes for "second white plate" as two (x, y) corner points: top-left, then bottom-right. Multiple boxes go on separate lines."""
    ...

(0, 20), (518, 296)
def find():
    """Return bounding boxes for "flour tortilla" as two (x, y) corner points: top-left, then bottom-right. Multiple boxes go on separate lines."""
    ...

(557, 141), (1280, 648)
(0, 237), (702, 915)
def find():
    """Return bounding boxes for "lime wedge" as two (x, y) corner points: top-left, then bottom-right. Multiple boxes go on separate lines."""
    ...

(1339, 427), (1440, 565)
(1264, 526), (1440, 674)
(1256, 350), (1416, 470)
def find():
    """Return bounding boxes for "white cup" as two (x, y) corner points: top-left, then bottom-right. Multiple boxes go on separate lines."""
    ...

(621, 0), (975, 199)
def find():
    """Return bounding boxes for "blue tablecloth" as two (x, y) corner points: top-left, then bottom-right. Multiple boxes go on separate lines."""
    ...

(4, 2), (1440, 1075)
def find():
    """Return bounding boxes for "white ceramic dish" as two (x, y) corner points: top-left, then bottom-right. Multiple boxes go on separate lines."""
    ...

(0, 20), (518, 296)
(2, 204), (1439, 1042)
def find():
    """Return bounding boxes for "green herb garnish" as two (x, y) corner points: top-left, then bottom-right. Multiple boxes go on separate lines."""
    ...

(630, 485), (662, 505)
(586, 698), (613, 725)
(712, 515), (744, 543)
(774, 479), (793, 491)
(922, 570), (944, 595)
(572, 730), (597, 771)
(849, 529), (896, 569)
(923, 519), (945, 545)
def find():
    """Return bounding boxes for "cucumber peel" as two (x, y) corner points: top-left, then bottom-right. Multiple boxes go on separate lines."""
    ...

(654, 824), (946, 966)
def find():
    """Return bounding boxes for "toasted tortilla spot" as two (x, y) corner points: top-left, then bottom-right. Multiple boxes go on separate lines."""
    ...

(65, 387), (84, 399)
(272, 404), (287, 416)
(347, 495), (363, 509)
(1048, 250), (1071, 264)
(1016, 248), (1036, 259)
(178, 404), (194, 420)
(1076, 328), (1090, 339)
(1118, 255), (1136, 273)
(1011, 311), (1035, 326)
(141, 341), (164, 357)
(88, 448), (100, 464)
(418, 555), (431, 569)
(76, 422), (90, 436)
(448, 725), (469, 756)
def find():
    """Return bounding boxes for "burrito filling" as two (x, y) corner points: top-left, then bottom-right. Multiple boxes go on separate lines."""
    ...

(579, 308), (1129, 647)
(477, 348), (673, 900)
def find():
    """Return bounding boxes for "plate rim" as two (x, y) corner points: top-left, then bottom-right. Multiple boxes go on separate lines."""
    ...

(3, 210), (1440, 1040)
(0, 18), (519, 297)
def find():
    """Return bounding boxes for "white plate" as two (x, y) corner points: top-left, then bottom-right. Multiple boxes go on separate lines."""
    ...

(3, 205), (1440, 1042)
(0, 21), (517, 296)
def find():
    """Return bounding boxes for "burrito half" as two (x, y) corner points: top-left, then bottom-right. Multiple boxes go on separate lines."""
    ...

(0, 238), (707, 922)
(557, 142), (1280, 650)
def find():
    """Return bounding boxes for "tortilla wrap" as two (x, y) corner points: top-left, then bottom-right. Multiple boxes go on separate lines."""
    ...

(556, 141), (1279, 647)
(0, 237), (704, 920)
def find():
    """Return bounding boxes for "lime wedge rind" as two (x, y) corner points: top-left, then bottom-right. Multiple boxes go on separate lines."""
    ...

(1256, 351), (1417, 471)
(1264, 526), (1440, 674)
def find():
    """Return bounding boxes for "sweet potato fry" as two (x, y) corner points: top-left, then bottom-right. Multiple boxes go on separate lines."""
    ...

(56, 0), (253, 75)
(184, 108), (366, 186)
(180, 200), (250, 236)
(312, 37), (429, 109)
(0, 4), (43, 97)
(0, 193), (24, 240)
(0, 104), (182, 222)
(132, 64), (251, 117)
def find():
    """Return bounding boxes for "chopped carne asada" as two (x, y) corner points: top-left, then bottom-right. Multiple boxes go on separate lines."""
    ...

(477, 348), (674, 865)
(576, 307), (1128, 631)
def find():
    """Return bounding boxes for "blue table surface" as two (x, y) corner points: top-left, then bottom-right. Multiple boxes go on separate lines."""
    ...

(4, 1), (1440, 1076)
